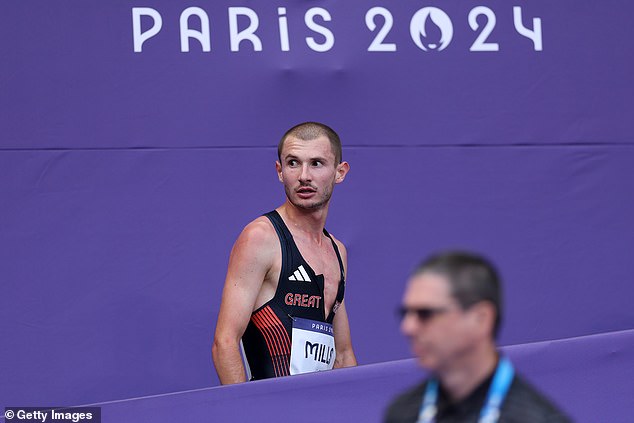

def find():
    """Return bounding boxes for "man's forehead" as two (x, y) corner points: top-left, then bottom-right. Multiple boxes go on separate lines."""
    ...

(404, 272), (453, 303)
(281, 135), (334, 158)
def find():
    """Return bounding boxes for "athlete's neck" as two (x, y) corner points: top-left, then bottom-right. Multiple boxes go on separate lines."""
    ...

(437, 343), (498, 402)
(278, 202), (329, 242)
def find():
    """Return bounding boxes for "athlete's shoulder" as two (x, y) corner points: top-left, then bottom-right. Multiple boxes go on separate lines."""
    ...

(228, 216), (279, 267)
(237, 215), (277, 248)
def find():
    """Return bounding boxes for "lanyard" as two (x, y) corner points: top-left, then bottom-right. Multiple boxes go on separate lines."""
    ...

(417, 357), (515, 423)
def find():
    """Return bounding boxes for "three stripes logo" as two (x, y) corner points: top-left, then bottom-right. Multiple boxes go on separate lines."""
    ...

(288, 265), (311, 282)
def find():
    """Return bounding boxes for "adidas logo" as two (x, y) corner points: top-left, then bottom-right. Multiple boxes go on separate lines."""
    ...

(288, 265), (311, 282)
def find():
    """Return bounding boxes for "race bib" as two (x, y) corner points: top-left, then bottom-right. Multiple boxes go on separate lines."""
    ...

(289, 317), (336, 375)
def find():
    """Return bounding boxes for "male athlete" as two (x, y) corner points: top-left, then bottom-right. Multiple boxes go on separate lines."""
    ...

(212, 122), (357, 384)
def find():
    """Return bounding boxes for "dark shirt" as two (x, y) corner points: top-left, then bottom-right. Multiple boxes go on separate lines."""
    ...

(241, 210), (346, 380)
(384, 371), (572, 423)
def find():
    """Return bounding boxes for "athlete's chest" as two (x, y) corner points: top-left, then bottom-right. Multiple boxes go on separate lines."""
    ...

(273, 232), (342, 319)
(292, 236), (341, 289)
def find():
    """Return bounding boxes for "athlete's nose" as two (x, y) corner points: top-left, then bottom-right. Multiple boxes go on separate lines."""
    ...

(299, 163), (312, 182)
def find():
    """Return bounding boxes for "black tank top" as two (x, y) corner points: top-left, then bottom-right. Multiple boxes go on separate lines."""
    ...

(241, 210), (346, 380)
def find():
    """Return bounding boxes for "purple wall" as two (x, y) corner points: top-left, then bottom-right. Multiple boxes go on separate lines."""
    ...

(1, 0), (633, 419)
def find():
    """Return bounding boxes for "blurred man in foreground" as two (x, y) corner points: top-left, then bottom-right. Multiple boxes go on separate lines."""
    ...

(385, 251), (571, 423)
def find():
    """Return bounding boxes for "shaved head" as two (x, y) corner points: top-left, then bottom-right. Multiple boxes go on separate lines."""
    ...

(278, 122), (342, 165)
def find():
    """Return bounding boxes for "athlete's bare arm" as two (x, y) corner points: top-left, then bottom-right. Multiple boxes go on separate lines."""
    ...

(212, 218), (278, 384)
(331, 238), (357, 368)
(333, 301), (357, 368)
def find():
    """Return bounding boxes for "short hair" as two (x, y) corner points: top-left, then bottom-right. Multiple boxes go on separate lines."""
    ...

(278, 122), (343, 165)
(413, 251), (503, 338)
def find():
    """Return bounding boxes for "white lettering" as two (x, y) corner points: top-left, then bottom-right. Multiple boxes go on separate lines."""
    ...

(132, 7), (163, 53)
(513, 7), (542, 51)
(278, 7), (290, 51)
(229, 7), (262, 52)
(129, 6), (544, 55)
(52, 410), (91, 421)
(469, 7), (499, 52)
(180, 7), (211, 52)
(366, 7), (396, 52)
(305, 8), (334, 52)
(15, 410), (48, 422)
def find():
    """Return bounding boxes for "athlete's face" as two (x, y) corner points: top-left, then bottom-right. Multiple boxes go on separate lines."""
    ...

(276, 136), (349, 211)
(400, 272), (482, 375)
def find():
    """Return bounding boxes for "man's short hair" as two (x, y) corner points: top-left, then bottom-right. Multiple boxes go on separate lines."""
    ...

(278, 122), (343, 165)
(413, 251), (503, 338)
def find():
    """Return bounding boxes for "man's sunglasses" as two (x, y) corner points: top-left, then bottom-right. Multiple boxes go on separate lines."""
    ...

(397, 306), (450, 322)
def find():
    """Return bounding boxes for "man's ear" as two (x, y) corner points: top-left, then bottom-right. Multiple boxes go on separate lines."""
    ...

(276, 161), (283, 183)
(469, 301), (496, 338)
(335, 161), (350, 184)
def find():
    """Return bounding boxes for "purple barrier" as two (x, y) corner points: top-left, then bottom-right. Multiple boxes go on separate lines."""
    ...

(1, 329), (627, 423)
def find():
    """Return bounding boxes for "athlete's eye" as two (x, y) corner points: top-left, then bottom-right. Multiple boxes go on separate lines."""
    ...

(312, 160), (323, 167)
(287, 159), (298, 167)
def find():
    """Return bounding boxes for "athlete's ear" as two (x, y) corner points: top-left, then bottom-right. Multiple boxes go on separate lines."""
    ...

(335, 161), (350, 184)
(276, 161), (283, 183)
